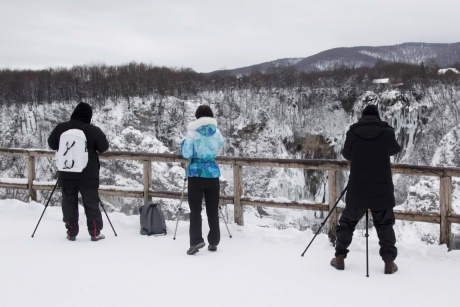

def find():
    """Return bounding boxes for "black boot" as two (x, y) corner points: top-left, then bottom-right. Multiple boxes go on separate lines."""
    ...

(384, 261), (398, 274)
(91, 234), (105, 241)
(187, 242), (205, 255)
(330, 255), (345, 270)
(208, 244), (217, 252)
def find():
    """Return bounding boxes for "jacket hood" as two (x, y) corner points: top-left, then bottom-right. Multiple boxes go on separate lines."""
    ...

(350, 116), (392, 140)
(70, 102), (92, 123)
(187, 117), (217, 136)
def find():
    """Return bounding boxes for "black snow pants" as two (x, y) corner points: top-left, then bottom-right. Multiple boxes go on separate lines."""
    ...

(335, 206), (397, 262)
(187, 177), (220, 246)
(61, 186), (103, 237)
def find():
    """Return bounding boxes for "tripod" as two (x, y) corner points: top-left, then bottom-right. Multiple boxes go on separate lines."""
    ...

(173, 177), (187, 240)
(31, 178), (117, 237)
(301, 186), (347, 256)
(173, 177), (233, 239)
(31, 180), (59, 237)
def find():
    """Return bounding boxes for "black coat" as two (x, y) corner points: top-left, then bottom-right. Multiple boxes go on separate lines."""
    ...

(48, 119), (109, 187)
(341, 115), (401, 210)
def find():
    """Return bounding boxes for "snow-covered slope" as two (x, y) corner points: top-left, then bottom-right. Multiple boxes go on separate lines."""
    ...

(1, 81), (459, 243)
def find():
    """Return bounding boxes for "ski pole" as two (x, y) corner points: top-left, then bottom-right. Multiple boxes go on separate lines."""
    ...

(173, 177), (187, 240)
(219, 205), (232, 238)
(99, 199), (117, 236)
(31, 180), (59, 238)
(301, 186), (347, 256)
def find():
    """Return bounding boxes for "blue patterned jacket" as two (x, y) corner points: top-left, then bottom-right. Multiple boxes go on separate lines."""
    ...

(180, 117), (224, 178)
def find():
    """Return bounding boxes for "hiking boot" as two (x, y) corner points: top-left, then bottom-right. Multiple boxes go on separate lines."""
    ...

(208, 245), (217, 252)
(330, 255), (345, 270)
(187, 242), (205, 255)
(91, 234), (105, 241)
(67, 235), (76, 241)
(384, 261), (398, 274)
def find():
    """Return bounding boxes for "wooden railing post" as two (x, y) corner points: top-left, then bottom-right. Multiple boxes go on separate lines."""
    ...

(27, 156), (37, 201)
(143, 160), (152, 204)
(439, 175), (452, 248)
(233, 163), (244, 226)
(327, 170), (338, 243)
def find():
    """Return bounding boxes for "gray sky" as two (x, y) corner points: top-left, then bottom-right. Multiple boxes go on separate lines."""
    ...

(1, 0), (459, 73)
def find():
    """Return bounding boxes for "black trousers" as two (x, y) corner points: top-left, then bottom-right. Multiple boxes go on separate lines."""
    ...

(335, 206), (397, 262)
(188, 177), (220, 246)
(61, 186), (103, 237)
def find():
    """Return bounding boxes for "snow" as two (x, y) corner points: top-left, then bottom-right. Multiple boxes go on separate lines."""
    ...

(438, 68), (460, 75)
(0, 178), (27, 184)
(1, 199), (459, 307)
(372, 78), (389, 84)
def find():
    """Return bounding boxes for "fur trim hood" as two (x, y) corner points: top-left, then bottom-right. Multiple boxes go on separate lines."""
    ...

(187, 117), (217, 131)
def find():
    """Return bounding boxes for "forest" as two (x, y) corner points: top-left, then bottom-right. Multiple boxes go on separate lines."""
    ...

(1, 60), (459, 110)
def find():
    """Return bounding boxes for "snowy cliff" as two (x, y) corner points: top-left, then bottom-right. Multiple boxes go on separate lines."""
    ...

(1, 82), (459, 239)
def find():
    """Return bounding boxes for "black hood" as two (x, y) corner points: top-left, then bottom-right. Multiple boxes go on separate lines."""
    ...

(350, 115), (392, 140)
(70, 102), (92, 123)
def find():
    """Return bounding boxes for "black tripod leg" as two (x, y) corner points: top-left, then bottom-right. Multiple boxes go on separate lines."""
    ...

(173, 178), (187, 240)
(366, 210), (369, 277)
(301, 186), (347, 257)
(31, 180), (59, 238)
(99, 199), (117, 236)
(219, 205), (232, 238)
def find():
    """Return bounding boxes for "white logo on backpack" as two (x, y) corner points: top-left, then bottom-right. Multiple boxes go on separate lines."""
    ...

(56, 127), (88, 172)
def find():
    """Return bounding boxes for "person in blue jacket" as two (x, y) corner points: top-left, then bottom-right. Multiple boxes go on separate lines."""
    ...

(180, 105), (224, 255)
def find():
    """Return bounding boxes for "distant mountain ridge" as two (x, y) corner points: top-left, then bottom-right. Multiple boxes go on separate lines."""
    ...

(211, 42), (460, 76)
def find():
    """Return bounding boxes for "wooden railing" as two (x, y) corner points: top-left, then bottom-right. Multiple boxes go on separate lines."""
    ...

(0, 148), (459, 249)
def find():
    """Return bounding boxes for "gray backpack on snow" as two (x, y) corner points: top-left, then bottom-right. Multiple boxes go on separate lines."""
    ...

(140, 201), (167, 236)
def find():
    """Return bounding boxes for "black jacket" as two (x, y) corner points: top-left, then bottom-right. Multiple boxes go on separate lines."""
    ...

(48, 119), (109, 187)
(341, 115), (401, 210)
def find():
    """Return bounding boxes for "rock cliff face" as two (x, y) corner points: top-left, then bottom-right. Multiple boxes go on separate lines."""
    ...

(0, 82), (459, 236)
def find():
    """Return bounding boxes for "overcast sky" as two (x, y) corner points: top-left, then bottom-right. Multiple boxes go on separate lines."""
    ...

(1, 0), (459, 73)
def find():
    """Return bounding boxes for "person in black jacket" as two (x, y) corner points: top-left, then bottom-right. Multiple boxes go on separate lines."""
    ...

(48, 102), (109, 241)
(330, 104), (401, 274)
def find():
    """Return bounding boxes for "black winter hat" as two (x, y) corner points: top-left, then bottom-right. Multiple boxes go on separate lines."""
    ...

(195, 104), (214, 119)
(362, 105), (380, 118)
(71, 102), (92, 123)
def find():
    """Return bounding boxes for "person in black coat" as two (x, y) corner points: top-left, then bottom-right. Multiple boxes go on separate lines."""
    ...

(330, 104), (401, 274)
(48, 102), (109, 241)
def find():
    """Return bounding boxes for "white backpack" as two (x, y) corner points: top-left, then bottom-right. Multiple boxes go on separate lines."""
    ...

(56, 124), (89, 172)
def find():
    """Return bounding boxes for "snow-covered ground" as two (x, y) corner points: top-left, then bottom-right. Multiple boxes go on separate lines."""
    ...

(1, 199), (458, 307)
